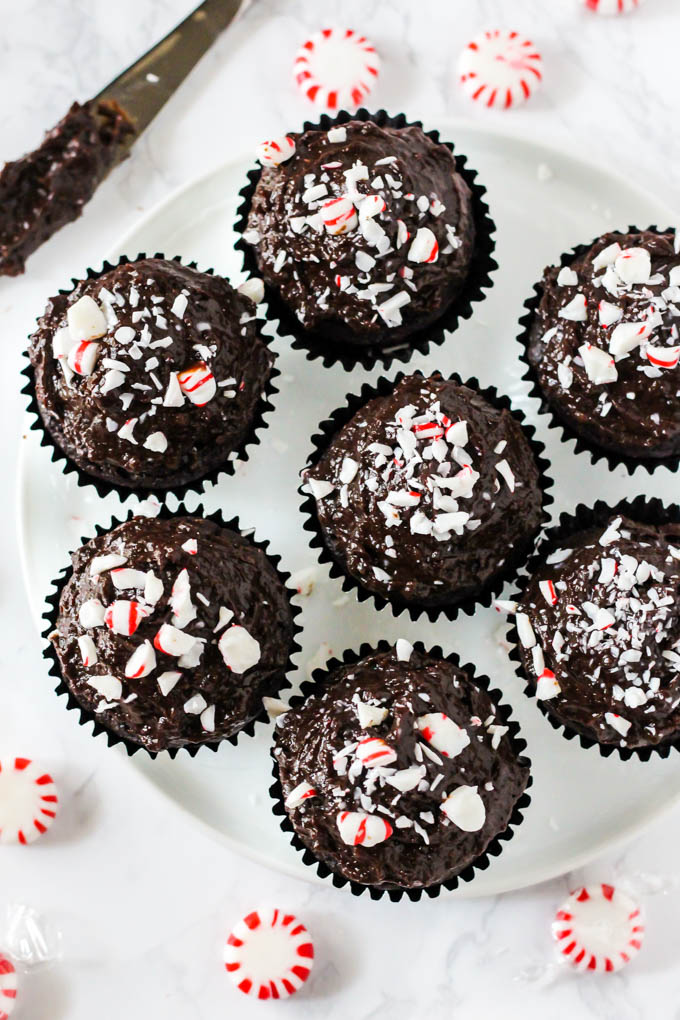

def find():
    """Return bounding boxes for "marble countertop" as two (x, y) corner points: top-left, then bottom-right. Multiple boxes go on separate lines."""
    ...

(2, 0), (680, 1017)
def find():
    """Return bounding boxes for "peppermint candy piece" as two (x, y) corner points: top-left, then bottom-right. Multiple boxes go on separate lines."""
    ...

(320, 196), (357, 235)
(224, 908), (314, 1000)
(104, 600), (149, 637)
(536, 668), (561, 700)
(67, 340), (100, 376)
(615, 246), (651, 285)
(154, 623), (196, 657)
(416, 713), (470, 758)
(440, 784), (486, 831)
(579, 342), (617, 384)
(355, 737), (397, 768)
(256, 136), (296, 167)
(552, 884), (644, 972)
(293, 27), (380, 110)
(0, 758), (58, 845)
(408, 227), (439, 264)
(0, 953), (17, 1019)
(646, 344), (680, 369)
(67, 295), (107, 342)
(177, 361), (216, 406)
(125, 640), (157, 679)
(284, 782), (317, 810)
(458, 29), (543, 109)
(337, 810), (392, 847)
(218, 625), (261, 673)
(584, 0), (644, 14)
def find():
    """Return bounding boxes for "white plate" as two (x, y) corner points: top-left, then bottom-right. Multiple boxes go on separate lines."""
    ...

(18, 121), (680, 897)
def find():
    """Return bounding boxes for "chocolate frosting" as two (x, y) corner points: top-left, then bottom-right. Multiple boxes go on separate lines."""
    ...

(517, 515), (680, 749)
(0, 101), (134, 277)
(51, 515), (295, 752)
(307, 374), (544, 608)
(274, 646), (530, 890)
(527, 230), (680, 460)
(245, 120), (475, 346)
(28, 258), (273, 490)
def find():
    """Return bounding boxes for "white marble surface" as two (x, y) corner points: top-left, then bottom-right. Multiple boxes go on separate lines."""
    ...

(1, 1), (680, 1017)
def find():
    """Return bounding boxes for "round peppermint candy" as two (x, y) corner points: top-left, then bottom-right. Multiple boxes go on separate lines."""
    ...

(293, 27), (380, 110)
(552, 884), (645, 973)
(0, 954), (17, 1020)
(458, 29), (543, 109)
(0, 758), (58, 845)
(224, 909), (314, 999)
(584, 0), (644, 13)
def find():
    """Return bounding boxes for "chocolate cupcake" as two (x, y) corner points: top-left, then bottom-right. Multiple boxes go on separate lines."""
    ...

(523, 229), (680, 467)
(508, 504), (680, 757)
(44, 511), (298, 754)
(272, 642), (531, 897)
(26, 256), (274, 494)
(302, 373), (548, 619)
(237, 111), (495, 369)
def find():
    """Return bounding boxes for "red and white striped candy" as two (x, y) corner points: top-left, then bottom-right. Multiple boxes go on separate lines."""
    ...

(177, 362), (216, 406)
(584, 0), (644, 14)
(256, 136), (296, 168)
(337, 810), (392, 847)
(320, 196), (357, 235)
(408, 227), (439, 264)
(552, 884), (645, 972)
(104, 600), (149, 637)
(355, 737), (397, 768)
(458, 29), (543, 109)
(359, 193), (386, 219)
(154, 623), (196, 657)
(67, 340), (100, 376)
(125, 640), (157, 679)
(0, 954), (17, 1020)
(539, 579), (558, 605)
(579, 342), (617, 385)
(536, 667), (561, 700)
(293, 28), (380, 111)
(284, 782), (317, 810)
(646, 344), (680, 369)
(416, 713), (470, 759)
(224, 909), (314, 1000)
(0, 758), (58, 845)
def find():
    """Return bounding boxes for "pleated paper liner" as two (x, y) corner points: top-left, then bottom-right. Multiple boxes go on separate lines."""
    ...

(269, 639), (533, 902)
(42, 501), (303, 759)
(506, 495), (680, 762)
(516, 225), (680, 476)
(22, 253), (279, 506)
(234, 107), (497, 372)
(299, 370), (555, 624)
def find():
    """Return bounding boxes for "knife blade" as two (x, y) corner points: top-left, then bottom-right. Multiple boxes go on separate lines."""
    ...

(95, 0), (247, 145)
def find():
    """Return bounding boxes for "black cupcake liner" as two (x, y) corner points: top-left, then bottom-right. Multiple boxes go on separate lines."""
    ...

(506, 494), (680, 762)
(269, 639), (533, 901)
(21, 253), (280, 505)
(42, 501), (303, 759)
(299, 370), (555, 623)
(516, 225), (680, 476)
(234, 108), (497, 373)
